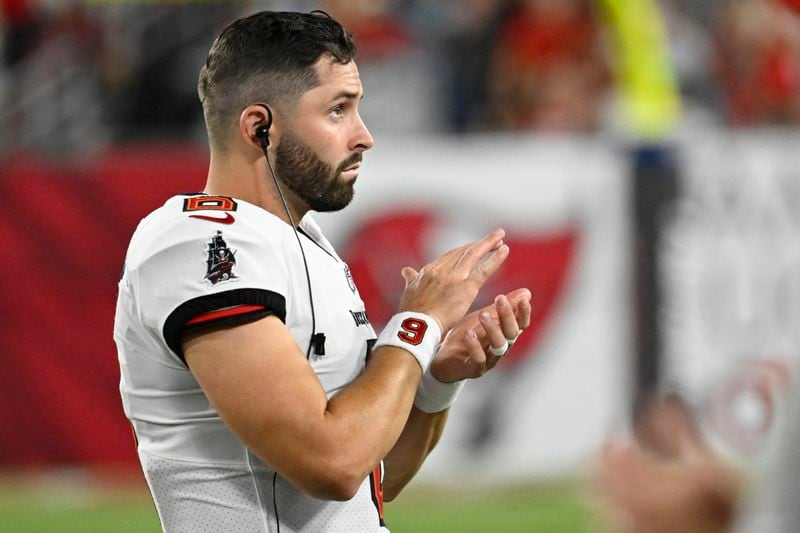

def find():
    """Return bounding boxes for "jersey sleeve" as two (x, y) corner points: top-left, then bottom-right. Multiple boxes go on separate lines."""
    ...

(128, 214), (290, 366)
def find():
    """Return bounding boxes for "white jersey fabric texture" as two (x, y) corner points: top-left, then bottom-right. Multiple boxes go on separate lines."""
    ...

(114, 194), (386, 532)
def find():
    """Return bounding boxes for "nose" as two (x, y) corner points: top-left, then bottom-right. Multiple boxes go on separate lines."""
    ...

(350, 113), (374, 152)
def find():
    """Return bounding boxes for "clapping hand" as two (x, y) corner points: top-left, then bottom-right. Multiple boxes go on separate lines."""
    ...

(430, 288), (532, 383)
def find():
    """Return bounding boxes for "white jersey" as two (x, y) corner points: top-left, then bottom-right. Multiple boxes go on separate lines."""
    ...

(114, 194), (386, 532)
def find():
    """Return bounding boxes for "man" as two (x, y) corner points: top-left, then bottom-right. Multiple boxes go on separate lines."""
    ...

(114, 10), (531, 532)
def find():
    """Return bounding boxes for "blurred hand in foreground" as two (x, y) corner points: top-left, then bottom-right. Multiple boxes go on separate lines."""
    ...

(595, 395), (744, 533)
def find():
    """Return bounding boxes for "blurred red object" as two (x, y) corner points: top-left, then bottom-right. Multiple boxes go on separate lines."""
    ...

(1, 0), (33, 24)
(320, 0), (411, 59)
(715, 0), (800, 125)
(487, 0), (609, 131)
(782, 0), (800, 14)
(0, 146), (204, 466)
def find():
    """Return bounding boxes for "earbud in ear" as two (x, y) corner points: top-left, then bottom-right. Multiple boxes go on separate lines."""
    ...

(255, 125), (270, 150)
(253, 102), (273, 152)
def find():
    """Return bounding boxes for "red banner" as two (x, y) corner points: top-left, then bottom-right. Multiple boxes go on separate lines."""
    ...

(0, 146), (205, 465)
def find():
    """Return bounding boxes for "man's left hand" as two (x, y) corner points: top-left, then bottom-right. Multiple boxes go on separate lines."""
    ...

(429, 288), (531, 383)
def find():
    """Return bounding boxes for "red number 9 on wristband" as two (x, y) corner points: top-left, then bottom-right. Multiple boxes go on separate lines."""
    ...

(397, 318), (428, 346)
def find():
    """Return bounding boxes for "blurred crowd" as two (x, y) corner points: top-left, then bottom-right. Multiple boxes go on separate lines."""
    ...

(2, 0), (800, 155)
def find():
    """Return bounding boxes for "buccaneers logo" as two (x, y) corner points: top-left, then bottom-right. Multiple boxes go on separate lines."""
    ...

(204, 230), (237, 285)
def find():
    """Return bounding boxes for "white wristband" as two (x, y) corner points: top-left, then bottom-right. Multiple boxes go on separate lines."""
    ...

(373, 312), (441, 372)
(414, 368), (465, 413)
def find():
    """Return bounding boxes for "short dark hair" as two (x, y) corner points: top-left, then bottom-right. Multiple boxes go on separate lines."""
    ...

(198, 11), (357, 150)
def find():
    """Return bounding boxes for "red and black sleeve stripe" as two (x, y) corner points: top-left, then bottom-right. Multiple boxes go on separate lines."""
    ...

(163, 288), (286, 366)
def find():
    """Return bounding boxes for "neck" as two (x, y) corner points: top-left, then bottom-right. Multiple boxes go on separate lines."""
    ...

(204, 148), (308, 226)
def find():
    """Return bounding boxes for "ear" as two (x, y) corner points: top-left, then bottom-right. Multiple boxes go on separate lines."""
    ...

(239, 104), (277, 152)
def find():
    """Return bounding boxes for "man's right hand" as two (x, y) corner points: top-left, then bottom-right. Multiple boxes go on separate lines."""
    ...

(398, 228), (509, 333)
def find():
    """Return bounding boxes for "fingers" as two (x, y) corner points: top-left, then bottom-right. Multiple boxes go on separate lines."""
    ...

(495, 295), (521, 341)
(477, 293), (529, 368)
(398, 228), (512, 333)
(403, 228), (507, 291)
(517, 300), (531, 330)
(453, 228), (506, 274)
(480, 310), (507, 352)
(506, 288), (533, 331)
(469, 244), (509, 288)
(430, 287), (531, 382)
(464, 328), (487, 369)
(506, 287), (532, 306)
(472, 289), (532, 361)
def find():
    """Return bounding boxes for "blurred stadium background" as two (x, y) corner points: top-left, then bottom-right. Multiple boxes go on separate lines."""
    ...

(2, 0), (800, 531)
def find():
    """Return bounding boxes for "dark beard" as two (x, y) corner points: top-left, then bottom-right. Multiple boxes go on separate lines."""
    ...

(273, 132), (361, 212)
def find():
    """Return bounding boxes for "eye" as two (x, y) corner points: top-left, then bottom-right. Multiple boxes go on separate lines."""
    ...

(329, 104), (344, 118)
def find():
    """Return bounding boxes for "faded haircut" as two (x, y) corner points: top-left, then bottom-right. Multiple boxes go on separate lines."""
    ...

(198, 11), (357, 151)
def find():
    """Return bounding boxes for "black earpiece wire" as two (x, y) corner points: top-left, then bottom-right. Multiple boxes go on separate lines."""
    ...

(255, 104), (325, 358)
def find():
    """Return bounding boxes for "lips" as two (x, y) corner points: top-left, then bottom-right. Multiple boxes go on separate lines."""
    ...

(339, 154), (362, 173)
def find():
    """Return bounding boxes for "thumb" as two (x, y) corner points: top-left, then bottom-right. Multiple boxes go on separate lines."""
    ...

(401, 267), (419, 286)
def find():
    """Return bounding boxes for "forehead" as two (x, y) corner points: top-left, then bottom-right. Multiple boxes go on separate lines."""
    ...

(302, 57), (363, 102)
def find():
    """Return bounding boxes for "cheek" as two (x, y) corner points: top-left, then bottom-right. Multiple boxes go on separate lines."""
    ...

(322, 141), (343, 164)
(292, 120), (348, 167)
(318, 127), (349, 161)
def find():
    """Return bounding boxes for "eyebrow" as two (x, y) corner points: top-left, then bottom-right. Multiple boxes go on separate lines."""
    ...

(331, 90), (363, 102)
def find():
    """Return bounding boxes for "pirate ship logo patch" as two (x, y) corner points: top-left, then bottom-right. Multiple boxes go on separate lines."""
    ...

(204, 230), (238, 285)
(343, 264), (356, 293)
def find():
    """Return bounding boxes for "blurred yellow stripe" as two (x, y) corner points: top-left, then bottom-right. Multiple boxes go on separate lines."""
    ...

(597, 0), (682, 139)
